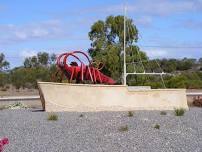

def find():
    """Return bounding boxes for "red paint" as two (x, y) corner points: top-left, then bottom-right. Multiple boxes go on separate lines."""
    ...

(54, 51), (115, 85)
(0, 138), (9, 152)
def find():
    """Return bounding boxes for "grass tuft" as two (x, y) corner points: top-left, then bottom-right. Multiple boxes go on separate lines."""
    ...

(48, 113), (58, 121)
(118, 125), (128, 132)
(0, 105), (6, 110)
(79, 114), (84, 118)
(6, 102), (27, 109)
(160, 111), (167, 115)
(128, 111), (134, 117)
(154, 124), (160, 129)
(174, 108), (185, 116)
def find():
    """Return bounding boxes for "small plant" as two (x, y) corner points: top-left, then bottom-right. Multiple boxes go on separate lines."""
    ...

(0, 87), (7, 91)
(160, 111), (167, 115)
(6, 102), (27, 109)
(0, 105), (6, 110)
(174, 108), (185, 116)
(118, 125), (128, 132)
(154, 124), (160, 129)
(128, 111), (134, 117)
(193, 96), (202, 107)
(79, 114), (84, 117)
(48, 113), (58, 121)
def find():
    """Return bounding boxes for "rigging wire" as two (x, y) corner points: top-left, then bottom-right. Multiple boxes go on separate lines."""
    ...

(125, 14), (167, 88)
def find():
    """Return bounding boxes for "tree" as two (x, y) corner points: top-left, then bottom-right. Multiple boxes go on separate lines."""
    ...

(176, 58), (194, 71)
(24, 57), (32, 68)
(159, 59), (177, 73)
(88, 15), (147, 83)
(10, 66), (51, 89)
(37, 52), (49, 67)
(49, 53), (57, 65)
(0, 72), (9, 87)
(0, 53), (9, 71)
(199, 58), (202, 64)
(23, 56), (39, 68)
(24, 52), (56, 68)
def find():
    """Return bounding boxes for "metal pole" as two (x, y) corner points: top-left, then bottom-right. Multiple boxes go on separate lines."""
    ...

(123, 5), (127, 86)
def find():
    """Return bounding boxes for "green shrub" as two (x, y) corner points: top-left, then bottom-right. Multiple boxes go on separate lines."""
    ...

(79, 114), (84, 117)
(0, 73), (9, 88)
(193, 96), (202, 107)
(0, 87), (7, 91)
(48, 113), (58, 121)
(118, 125), (128, 132)
(0, 105), (6, 110)
(160, 111), (167, 115)
(154, 124), (160, 129)
(167, 75), (187, 88)
(6, 102), (27, 109)
(128, 111), (134, 117)
(174, 108), (185, 116)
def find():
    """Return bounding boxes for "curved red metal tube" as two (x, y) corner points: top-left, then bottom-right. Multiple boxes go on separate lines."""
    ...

(55, 51), (115, 85)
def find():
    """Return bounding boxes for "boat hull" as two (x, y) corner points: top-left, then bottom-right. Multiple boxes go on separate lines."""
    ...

(38, 82), (188, 112)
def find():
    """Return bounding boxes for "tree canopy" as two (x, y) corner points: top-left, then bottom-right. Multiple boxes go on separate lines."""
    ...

(24, 52), (56, 68)
(0, 53), (9, 72)
(88, 15), (147, 83)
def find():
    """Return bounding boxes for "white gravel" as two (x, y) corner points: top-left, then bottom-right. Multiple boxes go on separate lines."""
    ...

(0, 108), (202, 152)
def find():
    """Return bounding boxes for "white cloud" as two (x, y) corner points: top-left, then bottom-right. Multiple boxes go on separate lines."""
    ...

(0, 19), (70, 45)
(0, 5), (6, 12)
(131, 0), (200, 16)
(135, 16), (153, 27)
(182, 19), (202, 30)
(88, 0), (202, 16)
(144, 49), (168, 58)
(20, 50), (37, 59)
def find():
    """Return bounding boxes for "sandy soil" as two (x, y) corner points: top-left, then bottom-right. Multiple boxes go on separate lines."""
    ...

(0, 86), (39, 97)
(0, 86), (201, 97)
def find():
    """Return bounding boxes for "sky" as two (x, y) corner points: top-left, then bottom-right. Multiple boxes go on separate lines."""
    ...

(0, 0), (202, 67)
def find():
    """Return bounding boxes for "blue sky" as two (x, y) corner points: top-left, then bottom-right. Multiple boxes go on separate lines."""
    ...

(0, 0), (202, 67)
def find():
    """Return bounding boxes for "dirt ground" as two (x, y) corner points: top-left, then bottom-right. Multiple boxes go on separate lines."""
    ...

(0, 86), (39, 97)
(0, 86), (202, 97)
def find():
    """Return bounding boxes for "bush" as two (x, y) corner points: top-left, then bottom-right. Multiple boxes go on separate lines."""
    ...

(79, 114), (84, 117)
(0, 73), (9, 88)
(6, 102), (27, 109)
(128, 111), (134, 117)
(48, 113), (58, 121)
(118, 125), (128, 132)
(10, 67), (51, 89)
(167, 75), (187, 88)
(0, 87), (7, 91)
(154, 124), (160, 129)
(0, 105), (6, 110)
(174, 108), (185, 116)
(193, 96), (202, 107)
(160, 111), (167, 115)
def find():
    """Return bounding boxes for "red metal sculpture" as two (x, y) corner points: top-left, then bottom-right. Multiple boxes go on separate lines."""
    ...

(0, 138), (9, 152)
(53, 51), (115, 85)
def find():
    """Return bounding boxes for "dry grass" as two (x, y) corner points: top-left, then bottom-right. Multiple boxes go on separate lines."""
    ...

(48, 113), (58, 121)
(119, 125), (129, 132)
(154, 124), (160, 129)
(128, 111), (134, 117)
(174, 108), (185, 116)
(160, 111), (167, 115)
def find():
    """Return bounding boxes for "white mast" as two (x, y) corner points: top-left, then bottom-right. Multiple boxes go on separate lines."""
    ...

(123, 5), (127, 86)
(122, 3), (167, 88)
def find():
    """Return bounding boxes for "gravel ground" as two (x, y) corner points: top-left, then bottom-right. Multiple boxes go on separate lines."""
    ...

(0, 108), (202, 152)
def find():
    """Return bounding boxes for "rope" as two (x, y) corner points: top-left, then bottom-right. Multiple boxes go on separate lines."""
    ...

(125, 16), (167, 88)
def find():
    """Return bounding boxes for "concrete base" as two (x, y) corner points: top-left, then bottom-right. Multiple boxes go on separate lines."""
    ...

(38, 82), (188, 112)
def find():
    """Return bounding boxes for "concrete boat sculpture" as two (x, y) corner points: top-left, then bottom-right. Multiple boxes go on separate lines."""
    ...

(38, 51), (188, 112)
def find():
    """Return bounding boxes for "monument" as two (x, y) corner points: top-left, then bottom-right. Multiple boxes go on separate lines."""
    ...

(38, 51), (188, 112)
